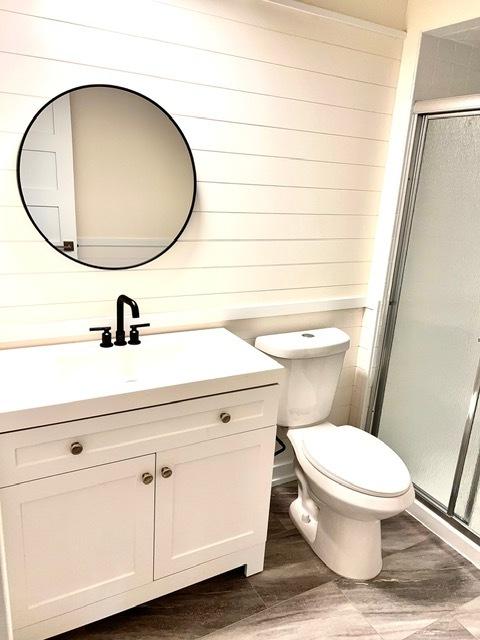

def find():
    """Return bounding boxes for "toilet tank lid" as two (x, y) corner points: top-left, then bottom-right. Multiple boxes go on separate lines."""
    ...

(255, 327), (350, 359)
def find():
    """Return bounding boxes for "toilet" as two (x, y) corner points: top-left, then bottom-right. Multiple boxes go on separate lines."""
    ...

(255, 327), (414, 580)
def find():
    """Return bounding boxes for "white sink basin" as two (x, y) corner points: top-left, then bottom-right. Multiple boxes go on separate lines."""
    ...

(52, 330), (246, 386)
(53, 335), (193, 385)
(0, 328), (283, 431)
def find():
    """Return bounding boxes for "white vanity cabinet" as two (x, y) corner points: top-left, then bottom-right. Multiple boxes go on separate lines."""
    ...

(0, 329), (283, 640)
(154, 428), (274, 578)
(1, 456), (156, 628)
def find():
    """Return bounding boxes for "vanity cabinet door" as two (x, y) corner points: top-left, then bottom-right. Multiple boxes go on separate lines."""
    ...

(154, 427), (275, 579)
(1, 455), (155, 628)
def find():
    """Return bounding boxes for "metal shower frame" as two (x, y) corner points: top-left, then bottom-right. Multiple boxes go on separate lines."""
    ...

(368, 95), (480, 545)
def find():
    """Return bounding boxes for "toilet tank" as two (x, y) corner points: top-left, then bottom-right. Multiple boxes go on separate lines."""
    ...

(255, 328), (350, 428)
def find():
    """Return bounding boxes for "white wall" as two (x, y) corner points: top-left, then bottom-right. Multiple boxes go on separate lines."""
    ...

(415, 34), (480, 100)
(70, 86), (194, 240)
(0, 0), (403, 428)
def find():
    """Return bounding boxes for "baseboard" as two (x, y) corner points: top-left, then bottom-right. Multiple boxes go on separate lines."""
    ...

(407, 500), (480, 569)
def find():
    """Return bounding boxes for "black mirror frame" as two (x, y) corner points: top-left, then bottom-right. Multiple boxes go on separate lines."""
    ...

(16, 83), (197, 271)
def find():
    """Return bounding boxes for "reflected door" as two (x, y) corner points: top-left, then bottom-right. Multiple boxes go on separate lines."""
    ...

(377, 113), (480, 515)
(19, 95), (78, 256)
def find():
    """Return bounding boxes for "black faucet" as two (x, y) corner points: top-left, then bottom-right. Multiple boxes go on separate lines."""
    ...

(114, 294), (140, 346)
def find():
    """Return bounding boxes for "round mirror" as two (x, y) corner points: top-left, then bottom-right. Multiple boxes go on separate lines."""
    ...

(17, 84), (196, 269)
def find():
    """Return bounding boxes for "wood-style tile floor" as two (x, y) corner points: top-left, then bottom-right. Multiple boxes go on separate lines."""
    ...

(57, 482), (480, 640)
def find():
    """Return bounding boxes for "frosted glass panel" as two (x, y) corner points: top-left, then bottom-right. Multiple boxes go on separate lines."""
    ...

(379, 115), (480, 507)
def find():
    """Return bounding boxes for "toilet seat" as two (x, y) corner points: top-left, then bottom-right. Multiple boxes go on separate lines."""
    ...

(301, 425), (411, 498)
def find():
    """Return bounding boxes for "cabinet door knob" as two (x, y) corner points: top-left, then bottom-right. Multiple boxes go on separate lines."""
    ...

(70, 441), (83, 455)
(220, 412), (231, 423)
(142, 472), (154, 485)
(161, 466), (173, 478)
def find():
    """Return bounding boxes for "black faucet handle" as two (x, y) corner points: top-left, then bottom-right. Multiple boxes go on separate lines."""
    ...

(128, 323), (150, 345)
(89, 326), (113, 348)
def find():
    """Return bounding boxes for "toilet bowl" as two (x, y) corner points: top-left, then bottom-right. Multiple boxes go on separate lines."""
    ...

(255, 328), (414, 580)
(288, 423), (413, 579)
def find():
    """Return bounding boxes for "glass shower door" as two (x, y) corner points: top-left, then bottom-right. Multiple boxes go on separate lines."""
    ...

(375, 112), (480, 525)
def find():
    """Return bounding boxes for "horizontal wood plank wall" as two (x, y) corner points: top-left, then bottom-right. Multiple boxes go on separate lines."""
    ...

(0, 0), (403, 422)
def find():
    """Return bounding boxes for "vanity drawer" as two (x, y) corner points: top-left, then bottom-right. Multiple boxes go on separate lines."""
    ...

(0, 385), (279, 486)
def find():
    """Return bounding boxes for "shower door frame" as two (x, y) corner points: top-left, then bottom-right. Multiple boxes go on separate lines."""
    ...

(369, 95), (480, 544)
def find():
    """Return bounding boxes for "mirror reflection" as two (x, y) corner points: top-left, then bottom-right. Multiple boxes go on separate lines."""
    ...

(18, 85), (196, 269)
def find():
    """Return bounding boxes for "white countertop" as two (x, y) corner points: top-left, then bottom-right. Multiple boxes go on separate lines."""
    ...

(0, 328), (283, 432)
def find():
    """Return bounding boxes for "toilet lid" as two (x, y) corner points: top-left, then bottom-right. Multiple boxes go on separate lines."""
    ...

(301, 425), (411, 497)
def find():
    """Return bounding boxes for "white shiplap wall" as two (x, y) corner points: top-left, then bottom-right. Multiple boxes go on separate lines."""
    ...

(0, 0), (403, 425)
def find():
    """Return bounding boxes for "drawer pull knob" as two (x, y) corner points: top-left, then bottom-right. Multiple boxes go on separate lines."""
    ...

(161, 466), (173, 479)
(220, 412), (231, 423)
(142, 472), (154, 485)
(70, 442), (83, 455)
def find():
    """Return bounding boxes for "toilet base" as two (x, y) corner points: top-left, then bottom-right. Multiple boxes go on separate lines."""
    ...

(289, 496), (382, 580)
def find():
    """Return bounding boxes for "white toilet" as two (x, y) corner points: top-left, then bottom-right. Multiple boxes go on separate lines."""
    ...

(255, 327), (414, 580)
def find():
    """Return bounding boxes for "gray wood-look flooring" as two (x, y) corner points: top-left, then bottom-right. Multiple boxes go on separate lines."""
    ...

(57, 482), (480, 640)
